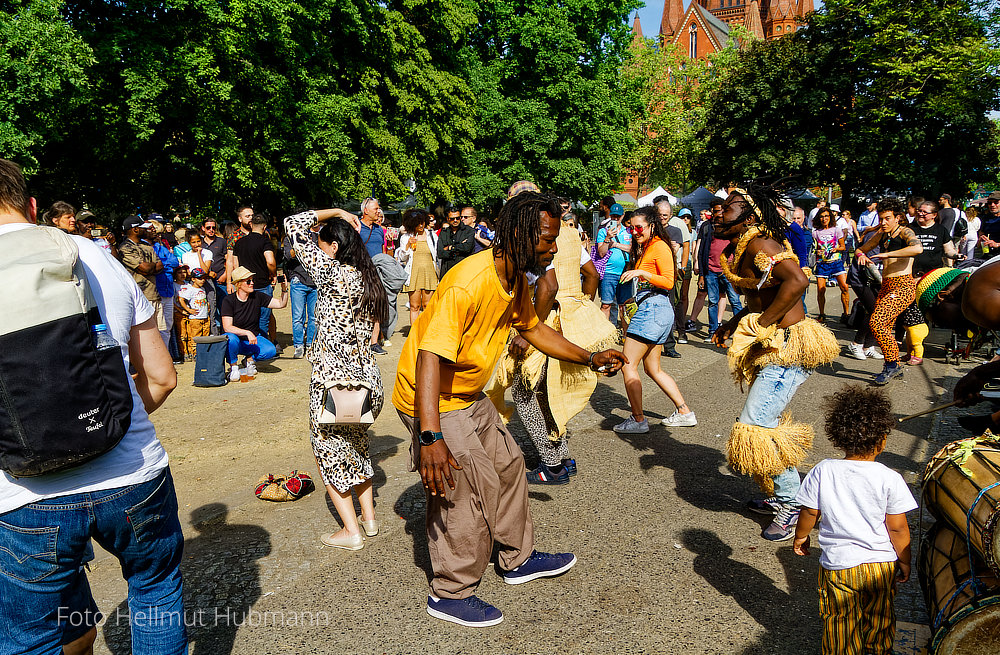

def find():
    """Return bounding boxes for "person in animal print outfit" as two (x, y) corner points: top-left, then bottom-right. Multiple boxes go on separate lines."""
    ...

(284, 209), (390, 551)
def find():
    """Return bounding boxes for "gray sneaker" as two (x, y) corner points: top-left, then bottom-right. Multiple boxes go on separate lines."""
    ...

(613, 417), (649, 434)
(662, 410), (697, 427)
(293, 345), (305, 359)
(761, 503), (800, 541)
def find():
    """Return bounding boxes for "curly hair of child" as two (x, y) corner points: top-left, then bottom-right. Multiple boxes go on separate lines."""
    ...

(822, 385), (895, 457)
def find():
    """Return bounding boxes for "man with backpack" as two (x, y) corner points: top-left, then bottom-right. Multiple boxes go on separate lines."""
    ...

(0, 159), (186, 654)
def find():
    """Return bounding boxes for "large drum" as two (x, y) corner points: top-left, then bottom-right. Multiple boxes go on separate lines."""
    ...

(922, 435), (1000, 575)
(918, 524), (1000, 653)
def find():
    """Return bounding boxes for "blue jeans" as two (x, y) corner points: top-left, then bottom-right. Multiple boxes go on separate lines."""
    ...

(257, 284), (273, 335)
(738, 365), (811, 504)
(225, 333), (277, 364)
(705, 270), (744, 333)
(0, 469), (186, 655)
(289, 279), (317, 347)
(212, 280), (228, 333)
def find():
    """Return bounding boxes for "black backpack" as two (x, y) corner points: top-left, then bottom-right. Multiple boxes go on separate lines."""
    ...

(0, 226), (133, 477)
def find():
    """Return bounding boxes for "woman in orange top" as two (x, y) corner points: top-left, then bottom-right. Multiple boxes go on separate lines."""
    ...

(613, 207), (697, 434)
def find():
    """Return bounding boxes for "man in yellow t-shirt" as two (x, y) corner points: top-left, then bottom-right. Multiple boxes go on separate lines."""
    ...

(393, 190), (625, 628)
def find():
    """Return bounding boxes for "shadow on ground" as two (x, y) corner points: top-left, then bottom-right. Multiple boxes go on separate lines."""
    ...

(103, 503), (271, 655)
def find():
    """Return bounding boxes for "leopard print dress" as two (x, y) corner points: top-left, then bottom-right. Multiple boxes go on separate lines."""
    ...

(285, 211), (384, 493)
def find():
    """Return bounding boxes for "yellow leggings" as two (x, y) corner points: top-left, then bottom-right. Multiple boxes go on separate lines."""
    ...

(906, 323), (929, 358)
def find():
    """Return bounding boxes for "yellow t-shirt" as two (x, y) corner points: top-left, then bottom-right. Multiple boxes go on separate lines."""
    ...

(392, 250), (538, 416)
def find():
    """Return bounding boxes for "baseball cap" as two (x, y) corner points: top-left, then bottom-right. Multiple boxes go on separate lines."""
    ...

(989, 191), (1000, 201)
(190, 268), (207, 279)
(122, 215), (152, 231)
(230, 266), (255, 283)
(677, 208), (692, 217)
(830, 204), (841, 213)
(610, 203), (625, 216)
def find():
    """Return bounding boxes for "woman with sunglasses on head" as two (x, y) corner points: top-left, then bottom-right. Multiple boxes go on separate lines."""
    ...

(284, 208), (389, 551)
(612, 206), (696, 434)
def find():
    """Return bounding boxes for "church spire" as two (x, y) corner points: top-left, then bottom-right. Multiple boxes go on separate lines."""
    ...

(744, 0), (765, 39)
(660, 0), (685, 39)
(797, 0), (814, 16)
(769, 0), (795, 19)
(631, 13), (644, 47)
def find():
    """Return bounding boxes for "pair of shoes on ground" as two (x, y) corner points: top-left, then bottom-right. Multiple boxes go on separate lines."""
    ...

(846, 343), (885, 360)
(746, 496), (801, 541)
(872, 362), (904, 386)
(426, 551), (577, 627)
(321, 515), (380, 551)
(613, 411), (697, 434)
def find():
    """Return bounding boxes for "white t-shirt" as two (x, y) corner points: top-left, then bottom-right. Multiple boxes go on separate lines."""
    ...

(179, 283), (210, 319)
(0, 223), (168, 514)
(795, 459), (917, 571)
(181, 248), (213, 273)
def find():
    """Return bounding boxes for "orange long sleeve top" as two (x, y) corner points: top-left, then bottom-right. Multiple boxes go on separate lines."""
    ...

(635, 236), (676, 291)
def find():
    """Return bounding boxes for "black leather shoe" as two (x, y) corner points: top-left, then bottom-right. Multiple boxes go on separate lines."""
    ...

(663, 348), (682, 358)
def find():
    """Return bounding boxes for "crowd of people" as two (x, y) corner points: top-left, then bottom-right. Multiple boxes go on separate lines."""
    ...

(6, 154), (1000, 653)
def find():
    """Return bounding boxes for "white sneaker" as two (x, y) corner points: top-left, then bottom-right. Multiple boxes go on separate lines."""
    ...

(865, 347), (884, 360)
(383, 340), (392, 348)
(229, 366), (240, 382)
(663, 410), (698, 427)
(845, 343), (866, 360)
(613, 417), (649, 434)
(246, 358), (257, 375)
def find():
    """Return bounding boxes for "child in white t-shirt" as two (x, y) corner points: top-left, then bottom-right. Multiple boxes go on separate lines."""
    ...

(793, 385), (917, 655)
(176, 269), (210, 357)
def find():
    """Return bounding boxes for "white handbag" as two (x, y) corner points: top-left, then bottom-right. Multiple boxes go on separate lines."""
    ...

(318, 380), (374, 424)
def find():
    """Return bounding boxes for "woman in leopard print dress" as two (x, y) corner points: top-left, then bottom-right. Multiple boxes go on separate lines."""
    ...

(284, 209), (389, 550)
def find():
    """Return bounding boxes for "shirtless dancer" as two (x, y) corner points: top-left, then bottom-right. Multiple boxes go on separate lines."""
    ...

(853, 198), (923, 385)
(712, 182), (840, 541)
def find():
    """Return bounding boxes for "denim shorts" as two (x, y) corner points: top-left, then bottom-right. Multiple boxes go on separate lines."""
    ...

(0, 469), (186, 655)
(600, 272), (633, 305)
(626, 293), (674, 345)
(815, 259), (846, 278)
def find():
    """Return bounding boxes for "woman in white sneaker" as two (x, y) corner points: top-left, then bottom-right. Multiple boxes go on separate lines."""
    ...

(613, 207), (696, 434)
(284, 208), (388, 550)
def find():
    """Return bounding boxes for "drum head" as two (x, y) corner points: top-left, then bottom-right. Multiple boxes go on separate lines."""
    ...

(932, 594), (1000, 654)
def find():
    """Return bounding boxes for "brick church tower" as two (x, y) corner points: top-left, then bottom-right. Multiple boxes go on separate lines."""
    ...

(659, 0), (814, 52)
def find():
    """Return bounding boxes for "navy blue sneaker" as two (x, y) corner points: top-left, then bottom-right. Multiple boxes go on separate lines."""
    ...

(502, 550), (577, 585)
(426, 595), (503, 627)
(872, 362), (903, 386)
(371, 344), (388, 356)
(526, 464), (569, 485)
(562, 458), (577, 476)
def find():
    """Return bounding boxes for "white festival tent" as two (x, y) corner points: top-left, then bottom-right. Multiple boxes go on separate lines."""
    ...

(637, 186), (678, 207)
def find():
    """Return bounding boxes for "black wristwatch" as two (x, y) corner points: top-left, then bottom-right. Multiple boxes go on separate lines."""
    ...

(419, 430), (444, 446)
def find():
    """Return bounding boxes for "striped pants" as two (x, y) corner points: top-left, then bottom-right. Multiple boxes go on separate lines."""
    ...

(819, 561), (897, 655)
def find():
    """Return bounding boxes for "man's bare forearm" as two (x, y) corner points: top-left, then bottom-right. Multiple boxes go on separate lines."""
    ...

(415, 350), (442, 432)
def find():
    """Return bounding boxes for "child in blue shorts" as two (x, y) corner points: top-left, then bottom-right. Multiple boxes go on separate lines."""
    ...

(793, 385), (917, 655)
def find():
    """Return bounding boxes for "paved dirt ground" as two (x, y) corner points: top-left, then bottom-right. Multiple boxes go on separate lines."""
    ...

(85, 292), (979, 654)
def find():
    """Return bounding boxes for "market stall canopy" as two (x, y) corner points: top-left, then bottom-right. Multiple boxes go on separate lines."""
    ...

(613, 192), (637, 207)
(680, 187), (719, 216)
(638, 187), (678, 207)
(787, 188), (819, 200)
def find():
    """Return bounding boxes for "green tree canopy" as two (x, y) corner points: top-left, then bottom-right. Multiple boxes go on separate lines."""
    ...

(693, 0), (1000, 201)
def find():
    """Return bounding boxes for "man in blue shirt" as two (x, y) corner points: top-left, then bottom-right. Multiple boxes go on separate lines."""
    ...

(595, 203), (632, 324)
(785, 206), (812, 312)
(358, 197), (385, 258)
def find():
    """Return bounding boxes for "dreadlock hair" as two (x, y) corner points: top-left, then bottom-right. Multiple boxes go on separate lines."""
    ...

(629, 206), (674, 266)
(317, 218), (389, 326)
(492, 191), (560, 285)
(731, 178), (794, 241)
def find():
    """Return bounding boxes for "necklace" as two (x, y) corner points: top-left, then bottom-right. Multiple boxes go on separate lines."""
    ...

(719, 225), (797, 289)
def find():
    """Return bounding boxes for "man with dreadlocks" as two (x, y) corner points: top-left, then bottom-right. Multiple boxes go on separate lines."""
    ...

(392, 188), (626, 627)
(711, 182), (840, 541)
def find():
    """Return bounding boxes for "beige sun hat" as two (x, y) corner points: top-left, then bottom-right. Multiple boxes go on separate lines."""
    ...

(231, 266), (255, 283)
